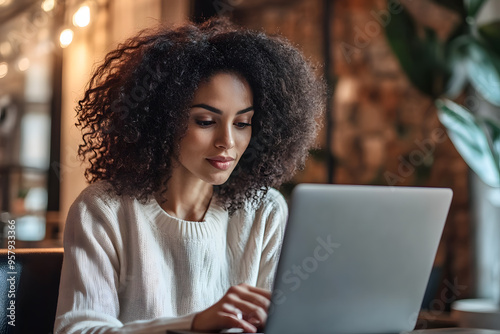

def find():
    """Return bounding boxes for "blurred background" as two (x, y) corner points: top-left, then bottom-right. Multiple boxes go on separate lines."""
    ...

(1, 0), (500, 328)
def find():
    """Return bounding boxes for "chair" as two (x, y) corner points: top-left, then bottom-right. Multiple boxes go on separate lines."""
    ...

(0, 248), (64, 334)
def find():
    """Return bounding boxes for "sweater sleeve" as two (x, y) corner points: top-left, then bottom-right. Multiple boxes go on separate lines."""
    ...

(255, 189), (288, 291)
(54, 188), (196, 334)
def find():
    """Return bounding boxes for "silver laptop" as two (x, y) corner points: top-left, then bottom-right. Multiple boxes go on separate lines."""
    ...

(169, 184), (453, 334)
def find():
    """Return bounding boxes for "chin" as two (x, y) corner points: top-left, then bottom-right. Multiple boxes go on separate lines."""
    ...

(211, 178), (231, 186)
(202, 174), (231, 186)
(211, 172), (236, 186)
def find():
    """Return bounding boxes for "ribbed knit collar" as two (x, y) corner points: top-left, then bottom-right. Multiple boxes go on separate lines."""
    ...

(146, 195), (229, 239)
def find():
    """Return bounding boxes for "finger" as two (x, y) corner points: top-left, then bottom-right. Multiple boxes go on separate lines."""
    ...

(226, 296), (267, 324)
(221, 303), (242, 319)
(219, 312), (258, 333)
(243, 284), (272, 300)
(230, 284), (271, 307)
(221, 303), (262, 327)
(234, 287), (271, 310)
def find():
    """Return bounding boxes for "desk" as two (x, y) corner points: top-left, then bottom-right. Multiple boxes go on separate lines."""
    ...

(410, 329), (500, 334)
(168, 328), (500, 334)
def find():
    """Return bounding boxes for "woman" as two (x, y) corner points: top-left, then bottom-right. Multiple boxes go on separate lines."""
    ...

(54, 17), (325, 334)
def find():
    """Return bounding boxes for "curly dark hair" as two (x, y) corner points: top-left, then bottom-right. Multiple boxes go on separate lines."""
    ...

(76, 17), (326, 213)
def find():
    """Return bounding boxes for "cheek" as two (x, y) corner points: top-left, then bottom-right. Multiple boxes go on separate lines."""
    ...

(237, 131), (252, 151)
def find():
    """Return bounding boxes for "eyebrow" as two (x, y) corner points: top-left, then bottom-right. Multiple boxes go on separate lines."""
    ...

(190, 103), (254, 115)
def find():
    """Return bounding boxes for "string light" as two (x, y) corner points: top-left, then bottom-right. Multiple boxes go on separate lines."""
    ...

(59, 29), (74, 48)
(0, 0), (98, 55)
(73, 5), (91, 28)
(41, 0), (55, 12)
(0, 62), (8, 79)
(0, 0), (103, 80)
(17, 58), (30, 72)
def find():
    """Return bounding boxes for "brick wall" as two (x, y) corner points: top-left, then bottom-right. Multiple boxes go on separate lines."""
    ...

(234, 0), (473, 301)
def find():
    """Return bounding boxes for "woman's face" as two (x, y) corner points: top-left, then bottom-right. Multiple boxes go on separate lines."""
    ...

(176, 72), (254, 186)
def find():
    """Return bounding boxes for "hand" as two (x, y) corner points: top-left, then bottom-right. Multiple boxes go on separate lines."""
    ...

(191, 283), (271, 333)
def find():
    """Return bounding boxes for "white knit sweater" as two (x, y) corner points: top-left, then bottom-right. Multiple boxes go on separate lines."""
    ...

(54, 181), (288, 334)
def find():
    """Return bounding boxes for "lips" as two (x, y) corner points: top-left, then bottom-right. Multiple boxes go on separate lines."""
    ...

(206, 156), (235, 170)
(207, 156), (234, 162)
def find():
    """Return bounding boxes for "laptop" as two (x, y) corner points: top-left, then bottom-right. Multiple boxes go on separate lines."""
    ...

(168, 184), (453, 334)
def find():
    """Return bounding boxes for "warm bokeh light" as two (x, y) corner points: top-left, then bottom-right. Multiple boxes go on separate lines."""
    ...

(0, 42), (12, 57)
(17, 57), (30, 72)
(0, 62), (8, 79)
(59, 29), (74, 48)
(0, 0), (12, 7)
(73, 5), (91, 28)
(41, 0), (55, 12)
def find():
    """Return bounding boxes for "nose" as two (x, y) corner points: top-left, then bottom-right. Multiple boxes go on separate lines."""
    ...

(215, 124), (235, 150)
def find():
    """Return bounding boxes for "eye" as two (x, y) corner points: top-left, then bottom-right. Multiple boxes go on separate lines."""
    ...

(235, 122), (252, 129)
(195, 120), (215, 127)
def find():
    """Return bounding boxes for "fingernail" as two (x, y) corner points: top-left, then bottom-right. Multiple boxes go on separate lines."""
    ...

(249, 317), (261, 325)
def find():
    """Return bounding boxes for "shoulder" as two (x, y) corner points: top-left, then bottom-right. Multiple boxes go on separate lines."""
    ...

(240, 187), (288, 223)
(253, 188), (288, 242)
(69, 181), (122, 219)
(78, 180), (112, 198)
(260, 188), (288, 215)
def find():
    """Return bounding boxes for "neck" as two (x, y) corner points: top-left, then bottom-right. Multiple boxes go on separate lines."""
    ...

(157, 165), (213, 222)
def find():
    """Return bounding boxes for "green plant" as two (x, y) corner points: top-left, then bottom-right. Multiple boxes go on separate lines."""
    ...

(385, 0), (500, 186)
(437, 99), (500, 186)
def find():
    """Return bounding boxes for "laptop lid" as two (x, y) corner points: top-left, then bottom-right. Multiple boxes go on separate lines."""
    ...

(265, 184), (453, 334)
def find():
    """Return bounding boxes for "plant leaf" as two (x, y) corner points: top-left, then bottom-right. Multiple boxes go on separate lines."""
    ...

(464, 0), (487, 18)
(464, 40), (500, 107)
(444, 58), (468, 98)
(478, 20), (500, 55)
(482, 118), (500, 176)
(443, 37), (469, 98)
(385, 9), (447, 97)
(436, 98), (500, 186)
